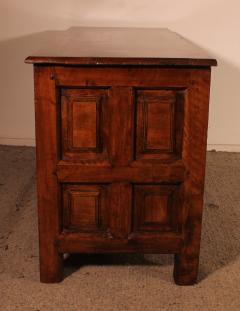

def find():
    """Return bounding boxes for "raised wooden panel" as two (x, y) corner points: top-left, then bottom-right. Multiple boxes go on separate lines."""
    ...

(145, 101), (172, 150)
(139, 92), (174, 152)
(72, 100), (97, 149)
(61, 88), (109, 162)
(133, 185), (180, 233)
(135, 89), (185, 161)
(144, 195), (169, 224)
(63, 185), (108, 232)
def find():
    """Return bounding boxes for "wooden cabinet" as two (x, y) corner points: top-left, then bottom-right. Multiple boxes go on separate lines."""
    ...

(25, 27), (217, 285)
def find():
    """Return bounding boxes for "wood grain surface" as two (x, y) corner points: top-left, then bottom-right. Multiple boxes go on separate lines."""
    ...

(25, 27), (217, 66)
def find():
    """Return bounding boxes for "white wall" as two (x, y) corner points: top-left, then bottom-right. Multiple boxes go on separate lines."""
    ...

(0, 0), (240, 150)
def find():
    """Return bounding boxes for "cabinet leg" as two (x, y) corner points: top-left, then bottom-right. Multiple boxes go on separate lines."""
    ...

(173, 253), (199, 285)
(39, 247), (63, 283)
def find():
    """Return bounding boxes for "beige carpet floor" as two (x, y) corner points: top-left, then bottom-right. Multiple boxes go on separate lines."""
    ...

(0, 145), (240, 311)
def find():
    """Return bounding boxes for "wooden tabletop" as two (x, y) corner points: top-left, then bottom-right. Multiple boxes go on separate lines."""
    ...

(25, 27), (217, 67)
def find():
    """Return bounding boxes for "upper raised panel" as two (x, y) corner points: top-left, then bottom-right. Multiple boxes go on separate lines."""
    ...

(142, 92), (174, 152)
(135, 89), (185, 161)
(61, 88), (109, 163)
(72, 100), (98, 149)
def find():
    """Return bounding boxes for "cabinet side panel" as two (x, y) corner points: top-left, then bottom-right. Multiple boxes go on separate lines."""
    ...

(34, 65), (63, 282)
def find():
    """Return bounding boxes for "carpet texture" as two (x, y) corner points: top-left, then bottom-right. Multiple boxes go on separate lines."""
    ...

(0, 145), (240, 311)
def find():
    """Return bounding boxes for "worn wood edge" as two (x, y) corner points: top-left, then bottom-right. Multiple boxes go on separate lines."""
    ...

(25, 56), (217, 67)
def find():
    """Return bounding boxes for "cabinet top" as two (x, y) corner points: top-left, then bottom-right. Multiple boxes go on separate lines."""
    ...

(25, 27), (217, 67)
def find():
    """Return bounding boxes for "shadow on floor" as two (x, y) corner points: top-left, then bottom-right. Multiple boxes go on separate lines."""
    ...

(64, 253), (173, 278)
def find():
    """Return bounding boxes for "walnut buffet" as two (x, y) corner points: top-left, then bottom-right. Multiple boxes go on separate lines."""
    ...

(25, 27), (217, 285)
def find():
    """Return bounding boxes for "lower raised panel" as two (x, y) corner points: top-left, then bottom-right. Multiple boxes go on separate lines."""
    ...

(62, 183), (182, 238)
(133, 185), (181, 233)
(62, 184), (108, 232)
